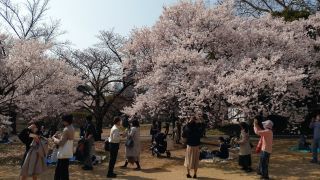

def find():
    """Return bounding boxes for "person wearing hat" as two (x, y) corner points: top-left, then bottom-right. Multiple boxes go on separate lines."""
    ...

(254, 119), (273, 180)
(53, 114), (75, 180)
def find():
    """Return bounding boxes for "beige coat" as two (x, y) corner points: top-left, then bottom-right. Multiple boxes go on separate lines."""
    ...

(125, 127), (141, 162)
(238, 130), (251, 155)
(20, 137), (48, 176)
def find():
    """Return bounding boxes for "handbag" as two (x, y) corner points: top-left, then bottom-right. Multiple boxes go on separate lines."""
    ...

(125, 137), (134, 148)
(104, 139), (110, 151)
(57, 140), (73, 159)
(256, 138), (262, 154)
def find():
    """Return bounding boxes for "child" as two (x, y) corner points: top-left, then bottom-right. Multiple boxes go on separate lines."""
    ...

(213, 137), (230, 159)
(254, 119), (273, 180)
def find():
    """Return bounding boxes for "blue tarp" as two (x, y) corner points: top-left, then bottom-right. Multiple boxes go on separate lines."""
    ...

(289, 146), (318, 153)
(46, 156), (77, 165)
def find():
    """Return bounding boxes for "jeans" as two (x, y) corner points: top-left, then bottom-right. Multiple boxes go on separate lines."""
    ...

(54, 159), (69, 180)
(258, 151), (270, 178)
(108, 143), (119, 175)
(312, 138), (320, 161)
(84, 137), (94, 167)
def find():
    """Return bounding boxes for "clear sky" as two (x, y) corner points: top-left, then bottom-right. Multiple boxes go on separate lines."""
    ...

(47, 0), (178, 49)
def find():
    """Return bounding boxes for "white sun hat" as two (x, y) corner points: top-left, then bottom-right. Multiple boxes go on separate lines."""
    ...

(262, 120), (273, 129)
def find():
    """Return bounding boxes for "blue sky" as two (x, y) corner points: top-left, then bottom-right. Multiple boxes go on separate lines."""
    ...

(47, 0), (178, 49)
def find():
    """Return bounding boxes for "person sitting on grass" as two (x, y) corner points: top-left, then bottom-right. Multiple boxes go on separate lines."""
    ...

(309, 113), (320, 163)
(298, 135), (311, 151)
(212, 137), (230, 159)
(254, 119), (273, 180)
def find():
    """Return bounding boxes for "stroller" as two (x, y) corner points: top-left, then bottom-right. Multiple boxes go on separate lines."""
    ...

(151, 132), (171, 158)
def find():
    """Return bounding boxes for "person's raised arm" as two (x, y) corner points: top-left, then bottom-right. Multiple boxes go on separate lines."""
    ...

(254, 119), (267, 136)
(54, 128), (68, 146)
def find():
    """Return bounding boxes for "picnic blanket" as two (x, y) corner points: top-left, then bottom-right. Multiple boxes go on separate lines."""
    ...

(289, 146), (317, 153)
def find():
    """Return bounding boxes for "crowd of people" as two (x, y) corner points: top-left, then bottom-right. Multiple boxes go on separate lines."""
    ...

(13, 112), (320, 180)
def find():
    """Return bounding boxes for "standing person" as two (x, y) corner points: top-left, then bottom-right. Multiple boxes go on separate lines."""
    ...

(254, 119), (273, 180)
(82, 115), (96, 170)
(157, 120), (162, 133)
(309, 113), (320, 163)
(107, 117), (122, 178)
(184, 116), (202, 179)
(121, 120), (141, 170)
(150, 120), (159, 144)
(164, 121), (170, 136)
(53, 114), (75, 180)
(237, 122), (252, 172)
(171, 115), (176, 138)
(174, 120), (182, 144)
(18, 121), (41, 166)
(20, 132), (48, 180)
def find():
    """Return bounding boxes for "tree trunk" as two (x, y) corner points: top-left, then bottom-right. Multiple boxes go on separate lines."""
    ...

(95, 115), (103, 141)
(9, 109), (17, 134)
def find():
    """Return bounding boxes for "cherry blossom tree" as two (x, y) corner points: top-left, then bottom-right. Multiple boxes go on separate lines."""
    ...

(0, 36), (82, 128)
(0, 0), (64, 43)
(123, 1), (320, 124)
(60, 30), (133, 140)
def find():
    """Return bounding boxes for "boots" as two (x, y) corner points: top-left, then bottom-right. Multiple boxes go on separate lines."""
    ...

(120, 160), (128, 168)
(135, 161), (141, 170)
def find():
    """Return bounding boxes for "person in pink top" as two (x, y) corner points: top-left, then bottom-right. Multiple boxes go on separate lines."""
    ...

(254, 119), (273, 180)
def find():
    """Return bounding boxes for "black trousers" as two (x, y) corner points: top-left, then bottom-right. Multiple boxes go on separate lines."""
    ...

(54, 159), (69, 180)
(239, 154), (252, 169)
(108, 143), (119, 175)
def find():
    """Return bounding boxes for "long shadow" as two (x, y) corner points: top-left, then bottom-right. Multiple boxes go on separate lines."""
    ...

(114, 175), (154, 180)
(198, 177), (222, 180)
(140, 167), (171, 173)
